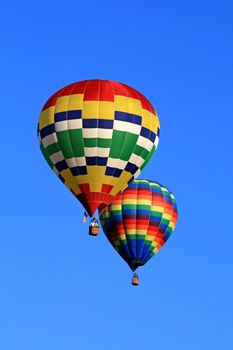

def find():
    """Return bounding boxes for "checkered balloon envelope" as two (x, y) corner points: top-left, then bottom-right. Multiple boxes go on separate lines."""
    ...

(38, 80), (160, 217)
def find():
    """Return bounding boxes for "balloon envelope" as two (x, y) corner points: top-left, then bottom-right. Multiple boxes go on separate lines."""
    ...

(38, 80), (160, 216)
(99, 179), (178, 271)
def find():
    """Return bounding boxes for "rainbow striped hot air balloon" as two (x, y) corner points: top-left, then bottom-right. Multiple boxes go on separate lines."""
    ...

(99, 179), (178, 284)
(38, 80), (160, 217)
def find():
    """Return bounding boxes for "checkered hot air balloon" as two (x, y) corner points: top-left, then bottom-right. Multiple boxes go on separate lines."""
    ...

(99, 179), (178, 285)
(38, 80), (160, 217)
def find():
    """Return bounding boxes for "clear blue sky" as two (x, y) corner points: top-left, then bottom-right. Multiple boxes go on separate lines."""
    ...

(1, 0), (233, 349)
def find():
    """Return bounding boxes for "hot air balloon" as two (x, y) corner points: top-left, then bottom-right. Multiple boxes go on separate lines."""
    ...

(38, 80), (160, 225)
(99, 179), (178, 285)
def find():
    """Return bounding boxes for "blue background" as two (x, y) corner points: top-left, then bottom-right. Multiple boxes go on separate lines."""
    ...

(1, 0), (233, 349)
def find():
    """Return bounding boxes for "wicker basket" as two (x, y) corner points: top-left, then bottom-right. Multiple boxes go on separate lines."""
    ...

(89, 226), (99, 236)
(132, 276), (139, 286)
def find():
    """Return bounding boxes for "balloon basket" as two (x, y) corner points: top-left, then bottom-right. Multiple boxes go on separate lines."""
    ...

(89, 226), (99, 236)
(132, 273), (139, 286)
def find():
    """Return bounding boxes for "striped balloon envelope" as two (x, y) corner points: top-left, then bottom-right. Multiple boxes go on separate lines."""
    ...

(99, 179), (178, 272)
(38, 80), (160, 216)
